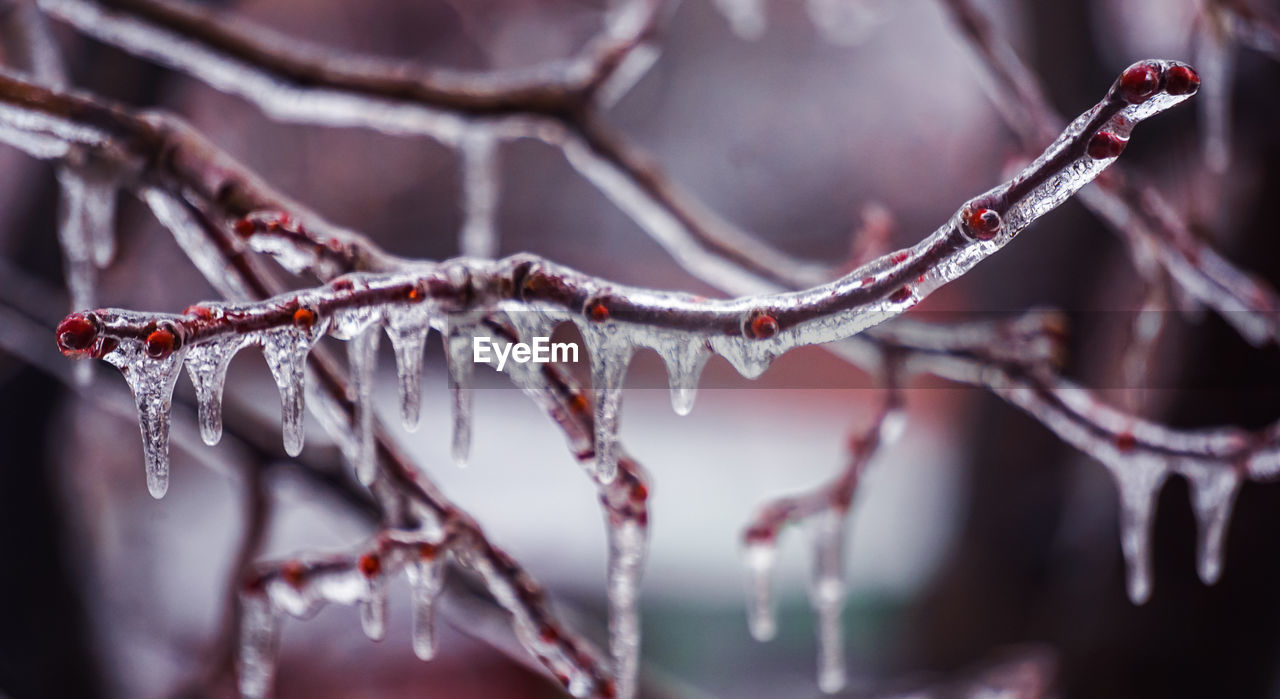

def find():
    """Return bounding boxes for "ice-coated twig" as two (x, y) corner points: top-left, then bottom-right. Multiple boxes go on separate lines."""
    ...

(34, 0), (826, 292)
(237, 523), (614, 699)
(49, 56), (1202, 372)
(942, 0), (1280, 347)
(741, 388), (904, 694)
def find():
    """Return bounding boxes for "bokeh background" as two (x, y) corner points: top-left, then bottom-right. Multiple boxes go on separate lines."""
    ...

(3, 0), (1280, 697)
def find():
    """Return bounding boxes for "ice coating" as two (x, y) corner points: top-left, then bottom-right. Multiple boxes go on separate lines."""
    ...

(359, 573), (389, 641)
(349, 325), (382, 485)
(809, 510), (847, 693)
(385, 304), (433, 431)
(458, 129), (500, 259)
(444, 322), (474, 468)
(237, 594), (281, 699)
(606, 517), (646, 699)
(1182, 464), (1240, 585)
(654, 332), (710, 416)
(184, 335), (252, 445)
(578, 319), (633, 484)
(996, 377), (1257, 602)
(103, 330), (187, 498)
(1105, 459), (1167, 604)
(408, 556), (446, 661)
(743, 539), (778, 641)
(261, 324), (323, 457)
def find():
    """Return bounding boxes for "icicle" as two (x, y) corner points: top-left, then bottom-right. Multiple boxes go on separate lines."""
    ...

(589, 338), (633, 484)
(349, 325), (381, 485)
(710, 332), (777, 380)
(184, 335), (249, 445)
(659, 338), (709, 416)
(359, 575), (389, 641)
(103, 336), (187, 498)
(458, 129), (500, 259)
(407, 556), (446, 661)
(1183, 465), (1240, 585)
(1107, 459), (1168, 604)
(606, 516), (648, 699)
(743, 538), (778, 641)
(385, 305), (432, 432)
(712, 0), (767, 39)
(260, 323), (324, 457)
(237, 595), (281, 699)
(809, 511), (847, 694)
(56, 166), (117, 384)
(444, 324), (474, 468)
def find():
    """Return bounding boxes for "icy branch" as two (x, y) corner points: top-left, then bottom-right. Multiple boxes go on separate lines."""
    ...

(741, 390), (904, 693)
(943, 0), (1280, 346)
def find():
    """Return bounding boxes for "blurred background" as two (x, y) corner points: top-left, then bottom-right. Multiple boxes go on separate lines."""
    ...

(3, 0), (1280, 697)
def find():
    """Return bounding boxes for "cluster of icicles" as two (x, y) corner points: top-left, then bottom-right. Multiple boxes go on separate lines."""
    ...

(238, 535), (446, 698)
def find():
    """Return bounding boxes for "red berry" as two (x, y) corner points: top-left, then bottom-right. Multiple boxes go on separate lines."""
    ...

(358, 552), (381, 578)
(1115, 432), (1136, 452)
(568, 393), (590, 415)
(747, 311), (778, 339)
(292, 307), (316, 329)
(281, 561), (306, 589)
(889, 286), (913, 304)
(1164, 64), (1200, 95)
(539, 625), (560, 644)
(418, 543), (440, 561)
(589, 302), (610, 322)
(233, 218), (255, 238)
(1087, 131), (1127, 159)
(1118, 63), (1160, 104)
(963, 207), (1002, 240)
(56, 313), (99, 355)
(145, 327), (176, 360)
(630, 481), (648, 503)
